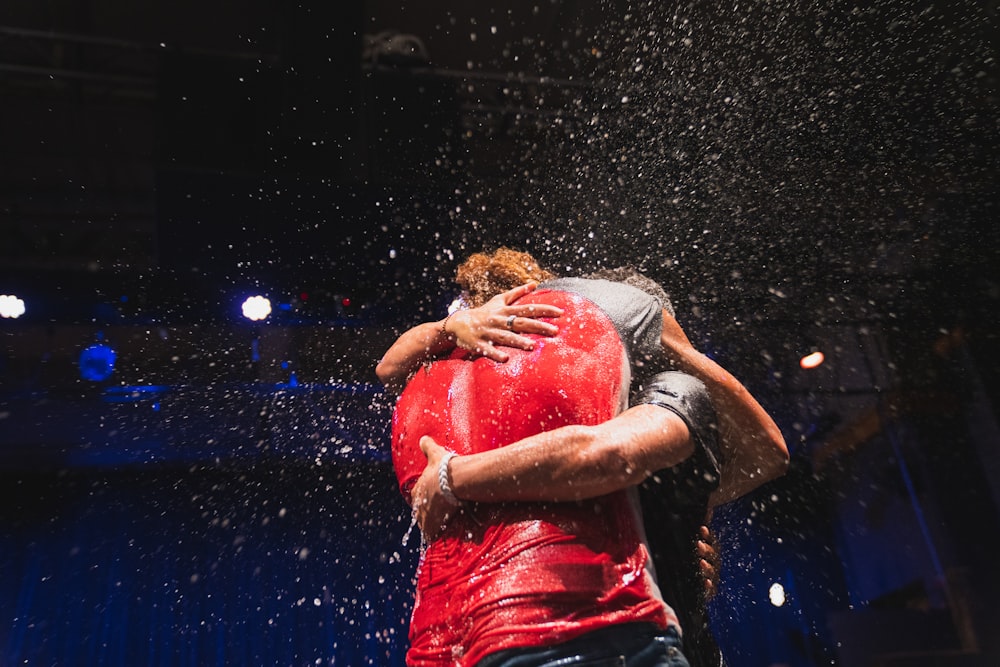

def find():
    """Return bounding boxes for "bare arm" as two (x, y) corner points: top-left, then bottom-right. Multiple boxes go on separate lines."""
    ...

(658, 311), (789, 506)
(410, 404), (694, 538)
(412, 402), (721, 598)
(375, 282), (563, 392)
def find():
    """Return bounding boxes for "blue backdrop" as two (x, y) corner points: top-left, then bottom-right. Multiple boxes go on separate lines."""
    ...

(1, 463), (420, 666)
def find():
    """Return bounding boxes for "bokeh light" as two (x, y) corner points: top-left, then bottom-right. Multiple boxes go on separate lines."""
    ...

(241, 295), (272, 321)
(0, 294), (25, 319)
(799, 351), (826, 370)
(768, 582), (787, 607)
(78, 343), (117, 382)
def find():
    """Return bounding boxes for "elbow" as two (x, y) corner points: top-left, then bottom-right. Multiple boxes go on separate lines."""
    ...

(777, 437), (791, 470)
(763, 455), (789, 486)
(375, 359), (404, 391)
(758, 429), (790, 483)
(709, 427), (789, 507)
(771, 424), (790, 467)
(374, 359), (392, 385)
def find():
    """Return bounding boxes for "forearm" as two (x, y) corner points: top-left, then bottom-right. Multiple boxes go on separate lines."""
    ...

(449, 404), (694, 503)
(683, 354), (787, 505)
(659, 314), (789, 505)
(375, 319), (453, 391)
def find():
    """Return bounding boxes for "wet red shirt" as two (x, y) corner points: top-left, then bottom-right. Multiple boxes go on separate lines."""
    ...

(391, 289), (676, 666)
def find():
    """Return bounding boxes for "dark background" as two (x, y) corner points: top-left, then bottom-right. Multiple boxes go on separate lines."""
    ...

(1, 1), (998, 665)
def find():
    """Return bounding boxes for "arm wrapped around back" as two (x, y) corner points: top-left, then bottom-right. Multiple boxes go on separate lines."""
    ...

(634, 370), (722, 493)
(635, 371), (727, 667)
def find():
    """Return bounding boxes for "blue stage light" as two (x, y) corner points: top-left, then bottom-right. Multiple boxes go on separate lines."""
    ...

(79, 343), (117, 382)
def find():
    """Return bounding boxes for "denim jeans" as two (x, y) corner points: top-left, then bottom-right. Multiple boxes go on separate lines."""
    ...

(475, 623), (690, 667)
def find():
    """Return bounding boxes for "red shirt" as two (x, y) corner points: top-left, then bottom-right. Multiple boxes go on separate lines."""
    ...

(392, 290), (676, 666)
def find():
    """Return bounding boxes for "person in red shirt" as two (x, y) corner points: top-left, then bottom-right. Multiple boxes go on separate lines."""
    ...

(378, 249), (788, 667)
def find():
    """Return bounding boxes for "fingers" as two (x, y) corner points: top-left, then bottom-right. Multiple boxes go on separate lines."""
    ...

(696, 525), (721, 600)
(500, 281), (539, 305)
(695, 538), (714, 559)
(696, 537), (720, 573)
(413, 489), (454, 540)
(514, 303), (564, 319)
(494, 304), (561, 338)
(419, 435), (444, 457)
(476, 323), (542, 355)
(507, 313), (560, 337)
(497, 283), (563, 323)
(476, 343), (511, 363)
(455, 285), (563, 362)
(473, 323), (554, 356)
(699, 558), (719, 600)
(411, 450), (453, 540)
(419, 516), (450, 541)
(487, 330), (537, 353)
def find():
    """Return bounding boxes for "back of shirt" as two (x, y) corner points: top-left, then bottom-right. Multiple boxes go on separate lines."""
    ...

(391, 289), (674, 666)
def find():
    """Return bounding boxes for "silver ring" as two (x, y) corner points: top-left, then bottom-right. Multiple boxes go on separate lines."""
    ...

(506, 315), (516, 330)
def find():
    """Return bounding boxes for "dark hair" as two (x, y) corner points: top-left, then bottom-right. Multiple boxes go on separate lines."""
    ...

(583, 267), (675, 317)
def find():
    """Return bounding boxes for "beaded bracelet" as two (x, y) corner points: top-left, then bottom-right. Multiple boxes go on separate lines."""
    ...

(440, 312), (455, 338)
(438, 451), (461, 506)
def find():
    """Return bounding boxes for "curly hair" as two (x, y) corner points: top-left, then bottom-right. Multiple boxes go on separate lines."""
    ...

(455, 247), (556, 307)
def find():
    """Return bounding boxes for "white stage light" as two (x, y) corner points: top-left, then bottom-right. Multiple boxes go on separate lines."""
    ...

(0, 294), (25, 319)
(241, 295), (272, 321)
(769, 582), (787, 607)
